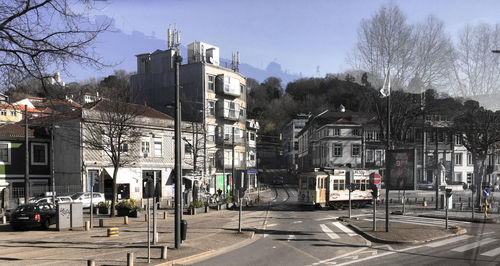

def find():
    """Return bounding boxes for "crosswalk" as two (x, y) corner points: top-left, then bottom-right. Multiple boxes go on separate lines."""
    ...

(263, 220), (359, 240)
(426, 234), (500, 258)
(361, 214), (470, 227)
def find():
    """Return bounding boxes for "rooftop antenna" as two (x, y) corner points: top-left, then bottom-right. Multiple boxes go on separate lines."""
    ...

(167, 24), (181, 54)
(231, 51), (240, 72)
(236, 52), (240, 73)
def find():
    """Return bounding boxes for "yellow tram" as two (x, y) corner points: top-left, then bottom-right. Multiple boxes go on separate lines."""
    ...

(298, 168), (374, 208)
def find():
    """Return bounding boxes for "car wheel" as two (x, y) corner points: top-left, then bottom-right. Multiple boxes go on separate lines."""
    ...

(41, 219), (50, 230)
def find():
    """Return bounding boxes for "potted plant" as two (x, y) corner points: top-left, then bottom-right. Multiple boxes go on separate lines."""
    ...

(96, 202), (110, 215)
(189, 201), (205, 215)
(129, 205), (143, 218)
(115, 199), (133, 216)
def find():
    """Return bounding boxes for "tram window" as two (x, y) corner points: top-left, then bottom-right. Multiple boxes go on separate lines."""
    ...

(355, 179), (361, 190)
(339, 179), (345, 190)
(333, 179), (339, 190)
(308, 178), (316, 190)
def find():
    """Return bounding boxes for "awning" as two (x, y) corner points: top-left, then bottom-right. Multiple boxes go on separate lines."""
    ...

(104, 167), (140, 184)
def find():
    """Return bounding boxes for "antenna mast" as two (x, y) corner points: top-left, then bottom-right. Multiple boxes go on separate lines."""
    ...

(168, 24), (181, 54)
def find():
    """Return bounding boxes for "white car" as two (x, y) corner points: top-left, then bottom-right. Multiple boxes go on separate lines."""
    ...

(56, 196), (73, 203)
(70, 192), (105, 208)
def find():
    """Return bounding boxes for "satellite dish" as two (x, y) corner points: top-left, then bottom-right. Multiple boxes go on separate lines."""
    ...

(208, 57), (214, 64)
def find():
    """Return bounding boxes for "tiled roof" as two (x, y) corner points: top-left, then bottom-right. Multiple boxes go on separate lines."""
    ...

(0, 123), (34, 137)
(89, 100), (173, 120)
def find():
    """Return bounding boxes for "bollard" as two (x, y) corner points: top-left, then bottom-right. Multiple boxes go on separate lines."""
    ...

(155, 232), (159, 243)
(163, 212), (167, 220)
(144, 213), (148, 222)
(85, 221), (90, 231)
(468, 197), (471, 208)
(88, 260), (95, 266)
(423, 201), (427, 207)
(217, 204), (221, 211)
(107, 227), (119, 237)
(161, 246), (168, 260)
(415, 198), (417, 204)
(96, 208), (99, 215)
(127, 252), (134, 266)
(2, 215), (6, 224)
(124, 216), (128, 225)
(99, 218), (104, 227)
(459, 197), (462, 202)
(205, 205), (209, 213)
(460, 202), (464, 211)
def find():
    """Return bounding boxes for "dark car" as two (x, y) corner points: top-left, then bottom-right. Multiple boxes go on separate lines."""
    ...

(10, 202), (56, 230)
(417, 181), (434, 190)
(273, 176), (284, 185)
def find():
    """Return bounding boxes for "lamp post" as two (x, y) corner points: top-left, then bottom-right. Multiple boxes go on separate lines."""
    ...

(174, 52), (183, 249)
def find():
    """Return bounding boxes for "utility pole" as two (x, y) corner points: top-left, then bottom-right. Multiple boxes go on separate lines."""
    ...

(51, 124), (56, 204)
(385, 94), (390, 232)
(435, 128), (439, 210)
(24, 105), (29, 202)
(174, 49), (183, 249)
(232, 127), (235, 198)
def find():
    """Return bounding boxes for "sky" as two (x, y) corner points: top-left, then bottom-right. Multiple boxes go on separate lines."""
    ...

(68, 0), (500, 83)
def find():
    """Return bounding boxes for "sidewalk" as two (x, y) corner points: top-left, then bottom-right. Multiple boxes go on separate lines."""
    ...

(0, 190), (273, 266)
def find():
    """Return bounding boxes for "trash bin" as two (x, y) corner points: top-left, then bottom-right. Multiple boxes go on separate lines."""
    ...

(181, 219), (188, 241)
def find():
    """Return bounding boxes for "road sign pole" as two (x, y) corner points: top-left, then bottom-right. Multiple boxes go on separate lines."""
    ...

(445, 197), (448, 229)
(373, 196), (376, 231)
(348, 188), (352, 219)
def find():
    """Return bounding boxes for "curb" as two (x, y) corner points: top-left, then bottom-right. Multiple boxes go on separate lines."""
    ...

(344, 221), (468, 245)
(417, 214), (498, 224)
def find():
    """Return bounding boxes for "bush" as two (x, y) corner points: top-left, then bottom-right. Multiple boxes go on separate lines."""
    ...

(132, 205), (143, 212)
(189, 201), (204, 210)
(115, 199), (134, 210)
(224, 196), (234, 204)
(97, 202), (110, 208)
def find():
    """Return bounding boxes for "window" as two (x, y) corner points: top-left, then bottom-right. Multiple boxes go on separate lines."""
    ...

(207, 125), (215, 142)
(366, 150), (374, 162)
(467, 153), (472, 165)
(333, 144), (342, 157)
(352, 144), (361, 156)
(31, 143), (47, 165)
(10, 110), (16, 116)
(438, 131), (446, 142)
(455, 134), (463, 145)
(352, 129), (361, 136)
(240, 84), (244, 93)
(294, 141), (298, 150)
(250, 132), (256, 141)
(141, 141), (150, 155)
(184, 143), (192, 156)
(208, 101), (215, 116)
(208, 75), (215, 91)
(365, 130), (380, 141)
(0, 142), (10, 164)
(120, 143), (129, 154)
(467, 172), (473, 184)
(154, 141), (162, 157)
(339, 179), (345, 190)
(333, 128), (340, 136)
(0, 109), (5, 116)
(455, 153), (462, 165)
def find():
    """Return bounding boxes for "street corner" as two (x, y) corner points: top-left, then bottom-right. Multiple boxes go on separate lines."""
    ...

(341, 217), (466, 245)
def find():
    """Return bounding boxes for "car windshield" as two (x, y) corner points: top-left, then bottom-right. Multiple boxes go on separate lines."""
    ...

(71, 193), (84, 200)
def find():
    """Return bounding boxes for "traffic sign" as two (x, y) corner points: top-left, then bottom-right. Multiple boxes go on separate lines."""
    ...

(371, 173), (382, 185)
(483, 188), (491, 198)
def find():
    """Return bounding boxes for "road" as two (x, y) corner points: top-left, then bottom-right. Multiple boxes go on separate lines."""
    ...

(194, 185), (500, 266)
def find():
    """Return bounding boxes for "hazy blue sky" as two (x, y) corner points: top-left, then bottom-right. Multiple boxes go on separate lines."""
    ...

(79, 0), (500, 82)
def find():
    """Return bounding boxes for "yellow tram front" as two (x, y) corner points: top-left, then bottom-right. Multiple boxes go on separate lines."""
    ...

(298, 171), (329, 207)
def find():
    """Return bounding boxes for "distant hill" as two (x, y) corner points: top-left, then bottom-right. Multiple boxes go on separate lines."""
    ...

(65, 16), (301, 85)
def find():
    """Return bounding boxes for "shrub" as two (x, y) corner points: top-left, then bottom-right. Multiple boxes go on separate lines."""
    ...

(97, 202), (110, 208)
(131, 205), (143, 212)
(224, 196), (234, 204)
(115, 199), (134, 210)
(189, 200), (204, 210)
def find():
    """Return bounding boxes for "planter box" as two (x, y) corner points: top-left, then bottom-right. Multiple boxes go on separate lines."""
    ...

(129, 210), (142, 218)
(190, 207), (206, 215)
(117, 208), (130, 217)
(97, 207), (110, 215)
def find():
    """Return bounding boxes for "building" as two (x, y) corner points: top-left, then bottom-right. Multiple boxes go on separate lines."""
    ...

(281, 114), (309, 171)
(297, 108), (385, 172)
(246, 119), (259, 191)
(130, 41), (248, 195)
(0, 123), (51, 208)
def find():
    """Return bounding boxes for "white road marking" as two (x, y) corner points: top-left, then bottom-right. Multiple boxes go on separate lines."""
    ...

(451, 238), (497, 252)
(264, 234), (269, 238)
(332, 222), (357, 237)
(315, 216), (337, 221)
(292, 220), (302, 224)
(335, 244), (426, 265)
(426, 235), (473, 248)
(320, 224), (339, 239)
(287, 234), (296, 242)
(481, 246), (500, 257)
(309, 248), (369, 266)
(267, 223), (278, 227)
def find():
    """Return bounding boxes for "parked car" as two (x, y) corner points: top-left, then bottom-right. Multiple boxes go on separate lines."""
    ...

(28, 197), (54, 204)
(70, 192), (105, 208)
(56, 196), (73, 203)
(273, 176), (284, 185)
(417, 181), (434, 190)
(451, 181), (468, 190)
(10, 202), (57, 230)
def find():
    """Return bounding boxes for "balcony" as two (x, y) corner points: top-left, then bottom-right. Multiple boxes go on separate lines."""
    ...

(216, 100), (243, 121)
(215, 74), (241, 97)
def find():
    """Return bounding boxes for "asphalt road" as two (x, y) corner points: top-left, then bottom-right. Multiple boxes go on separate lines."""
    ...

(193, 184), (500, 266)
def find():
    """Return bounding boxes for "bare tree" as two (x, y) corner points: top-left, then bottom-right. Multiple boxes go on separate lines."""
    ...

(453, 100), (500, 207)
(82, 96), (146, 217)
(450, 23), (500, 97)
(0, 0), (110, 89)
(349, 3), (414, 89)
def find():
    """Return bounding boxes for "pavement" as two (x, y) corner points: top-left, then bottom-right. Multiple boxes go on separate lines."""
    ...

(0, 189), (272, 266)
